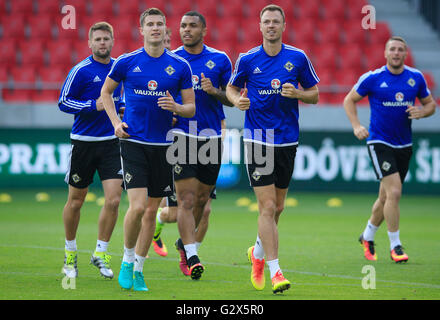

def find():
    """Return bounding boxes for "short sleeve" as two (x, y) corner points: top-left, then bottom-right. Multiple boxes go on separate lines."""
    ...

(417, 72), (431, 99)
(108, 56), (128, 83)
(229, 54), (248, 88)
(298, 52), (320, 89)
(219, 54), (233, 88)
(353, 71), (374, 97)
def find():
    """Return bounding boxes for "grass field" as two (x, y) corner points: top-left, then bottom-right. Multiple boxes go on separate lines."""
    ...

(0, 188), (439, 301)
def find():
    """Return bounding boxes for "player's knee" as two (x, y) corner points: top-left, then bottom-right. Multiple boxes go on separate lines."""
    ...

(259, 198), (276, 214)
(179, 192), (196, 210)
(386, 188), (402, 202)
(195, 193), (209, 209)
(67, 197), (84, 211)
(105, 196), (120, 212)
(276, 203), (284, 215)
(129, 203), (146, 217)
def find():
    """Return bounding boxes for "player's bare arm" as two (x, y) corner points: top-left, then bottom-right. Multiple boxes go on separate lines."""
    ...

(101, 76), (130, 138)
(200, 73), (233, 106)
(343, 87), (369, 140)
(406, 94), (436, 119)
(281, 83), (319, 104)
(226, 83), (250, 111)
(158, 88), (195, 118)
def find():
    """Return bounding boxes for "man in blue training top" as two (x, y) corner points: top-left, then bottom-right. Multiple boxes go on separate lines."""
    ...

(157, 11), (233, 279)
(343, 36), (436, 263)
(101, 8), (195, 291)
(226, 4), (319, 294)
(58, 22), (124, 280)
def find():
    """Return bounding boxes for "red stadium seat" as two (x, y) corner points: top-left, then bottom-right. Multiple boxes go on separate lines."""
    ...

(168, 2), (194, 18)
(346, 0), (368, 21)
(32, 89), (60, 102)
(18, 42), (46, 67)
(112, 17), (137, 41)
(317, 19), (343, 45)
(38, 66), (66, 84)
(1, 15), (26, 39)
(239, 17), (261, 44)
(321, 0), (346, 21)
(35, 0), (61, 14)
(46, 40), (75, 69)
(338, 45), (364, 70)
(369, 22), (391, 45)
(271, 0), (294, 20)
(194, 0), (219, 19)
(213, 20), (240, 46)
(10, 66), (37, 83)
(343, 21), (369, 48)
(0, 39), (17, 67)
(364, 51), (385, 71)
(313, 44), (338, 71)
(220, 0), (245, 17)
(8, 0), (34, 15)
(89, 0), (115, 16)
(244, 0), (270, 18)
(114, 0), (142, 16)
(112, 39), (131, 58)
(0, 67), (9, 83)
(2, 89), (33, 103)
(295, 1), (320, 20)
(72, 42), (92, 62)
(27, 15), (55, 40)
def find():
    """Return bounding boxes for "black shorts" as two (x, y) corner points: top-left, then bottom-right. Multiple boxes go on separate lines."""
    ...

(171, 135), (223, 186)
(120, 140), (174, 198)
(166, 187), (217, 207)
(65, 138), (122, 188)
(367, 143), (412, 182)
(245, 142), (297, 189)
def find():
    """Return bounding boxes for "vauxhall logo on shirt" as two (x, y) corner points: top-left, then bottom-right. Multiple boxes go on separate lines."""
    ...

(258, 79), (282, 95)
(133, 80), (167, 96)
(382, 91), (413, 107)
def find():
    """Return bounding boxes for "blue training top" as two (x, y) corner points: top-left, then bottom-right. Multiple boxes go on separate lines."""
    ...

(108, 48), (193, 145)
(58, 56), (124, 141)
(229, 44), (319, 146)
(354, 65), (430, 147)
(172, 45), (231, 138)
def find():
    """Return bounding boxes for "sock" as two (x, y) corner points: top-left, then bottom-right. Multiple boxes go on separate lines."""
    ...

(134, 254), (146, 273)
(388, 230), (401, 250)
(267, 259), (280, 279)
(253, 235), (265, 260)
(123, 246), (135, 264)
(195, 242), (202, 251)
(95, 240), (108, 253)
(184, 243), (197, 260)
(363, 220), (379, 241)
(65, 239), (77, 252)
(156, 208), (164, 225)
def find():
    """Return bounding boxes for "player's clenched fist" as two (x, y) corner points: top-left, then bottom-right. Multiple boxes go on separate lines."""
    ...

(280, 82), (298, 99)
(353, 125), (369, 140)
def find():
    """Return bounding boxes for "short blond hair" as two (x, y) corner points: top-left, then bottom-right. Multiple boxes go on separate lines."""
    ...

(386, 36), (407, 49)
(88, 21), (114, 39)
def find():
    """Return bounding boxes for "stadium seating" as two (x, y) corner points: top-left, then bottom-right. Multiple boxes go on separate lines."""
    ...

(0, 0), (433, 104)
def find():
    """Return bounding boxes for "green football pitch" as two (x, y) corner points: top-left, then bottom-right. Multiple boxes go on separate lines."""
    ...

(0, 188), (439, 300)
